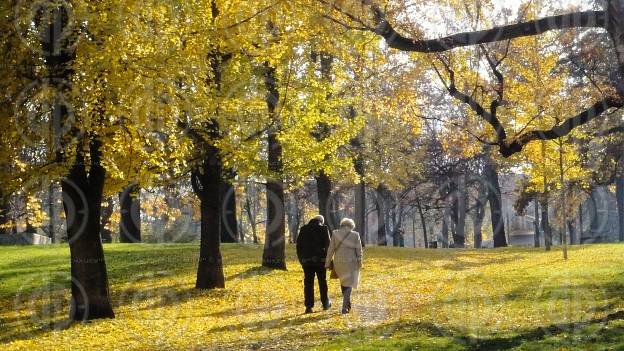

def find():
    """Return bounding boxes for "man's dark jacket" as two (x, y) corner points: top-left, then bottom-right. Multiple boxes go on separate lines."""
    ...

(296, 220), (331, 267)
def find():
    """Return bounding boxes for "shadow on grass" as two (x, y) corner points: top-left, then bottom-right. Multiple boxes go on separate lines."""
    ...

(227, 265), (276, 280)
(309, 310), (624, 351)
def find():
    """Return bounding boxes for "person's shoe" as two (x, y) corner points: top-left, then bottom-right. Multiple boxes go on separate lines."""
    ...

(305, 307), (313, 314)
(322, 301), (332, 311)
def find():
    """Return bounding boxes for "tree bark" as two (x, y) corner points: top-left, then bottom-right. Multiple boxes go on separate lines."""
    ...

(192, 143), (225, 289)
(62, 141), (115, 320)
(119, 183), (141, 243)
(220, 179), (238, 243)
(262, 63), (286, 270)
(484, 156), (507, 247)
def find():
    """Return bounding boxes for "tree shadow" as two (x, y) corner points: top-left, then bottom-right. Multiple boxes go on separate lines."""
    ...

(227, 266), (276, 281)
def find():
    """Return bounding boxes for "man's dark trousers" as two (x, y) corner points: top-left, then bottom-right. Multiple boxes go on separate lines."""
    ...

(303, 265), (329, 309)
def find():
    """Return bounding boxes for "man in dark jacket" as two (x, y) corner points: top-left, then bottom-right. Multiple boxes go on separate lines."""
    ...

(296, 215), (331, 313)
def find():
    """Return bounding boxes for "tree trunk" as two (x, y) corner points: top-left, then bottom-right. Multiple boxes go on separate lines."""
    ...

(578, 203), (584, 245)
(606, 0), (624, 84)
(315, 171), (335, 229)
(244, 182), (258, 244)
(416, 198), (428, 248)
(354, 180), (366, 245)
(533, 198), (540, 247)
(375, 185), (387, 246)
(484, 156), (508, 247)
(41, 5), (113, 320)
(540, 195), (552, 251)
(0, 189), (11, 235)
(471, 188), (487, 249)
(262, 63), (286, 270)
(567, 220), (576, 245)
(453, 176), (467, 248)
(616, 174), (624, 242)
(100, 197), (114, 243)
(220, 179), (238, 243)
(119, 183), (141, 243)
(192, 143), (225, 289)
(62, 141), (115, 320)
(286, 193), (301, 243)
(441, 206), (450, 248)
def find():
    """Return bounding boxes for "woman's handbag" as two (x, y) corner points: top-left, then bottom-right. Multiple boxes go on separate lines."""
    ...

(328, 233), (349, 279)
(329, 261), (338, 279)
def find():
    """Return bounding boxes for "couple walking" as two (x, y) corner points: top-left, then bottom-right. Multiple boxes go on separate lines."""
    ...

(296, 215), (363, 314)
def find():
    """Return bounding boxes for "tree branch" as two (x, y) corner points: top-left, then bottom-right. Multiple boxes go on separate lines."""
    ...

(371, 7), (606, 52)
(501, 97), (624, 156)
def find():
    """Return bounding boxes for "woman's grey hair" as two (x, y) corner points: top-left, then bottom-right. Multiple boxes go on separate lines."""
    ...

(313, 215), (325, 224)
(340, 218), (355, 229)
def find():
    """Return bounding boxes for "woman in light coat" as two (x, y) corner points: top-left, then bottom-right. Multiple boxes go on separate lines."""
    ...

(325, 218), (363, 314)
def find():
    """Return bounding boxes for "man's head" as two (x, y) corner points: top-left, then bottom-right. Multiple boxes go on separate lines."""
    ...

(310, 215), (324, 225)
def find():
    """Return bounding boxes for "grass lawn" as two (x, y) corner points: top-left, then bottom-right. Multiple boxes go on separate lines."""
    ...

(0, 243), (623, 350)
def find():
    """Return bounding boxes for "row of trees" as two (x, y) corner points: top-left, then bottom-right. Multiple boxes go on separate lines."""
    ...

(1, 0), (623, 321)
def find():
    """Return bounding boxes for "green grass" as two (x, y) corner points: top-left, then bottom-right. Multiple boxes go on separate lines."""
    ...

(0, 243), (623, 350)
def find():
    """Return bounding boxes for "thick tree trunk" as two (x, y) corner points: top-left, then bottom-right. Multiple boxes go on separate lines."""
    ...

(540, 195), (552, 251)
(263, 177), (286, 269)
(262, 64), (286, 270)
(196, 192), (225, 289)
(533, 198), (540, 247)
(62, 142), (115, 320)
(100, 197), (114, 243)
(484, 157), (508, 247)
(616, 174), (624, 242)
(119, 183), (141, 243)
(416, 198), (428, 248)
(315, 171), (335, 229)
(192, 144), (225, 289)
(41, 5), (113, 320)
(220, 179), (238, 243)
(375, 185), (387, 246)
(471, 190), (487, 249)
